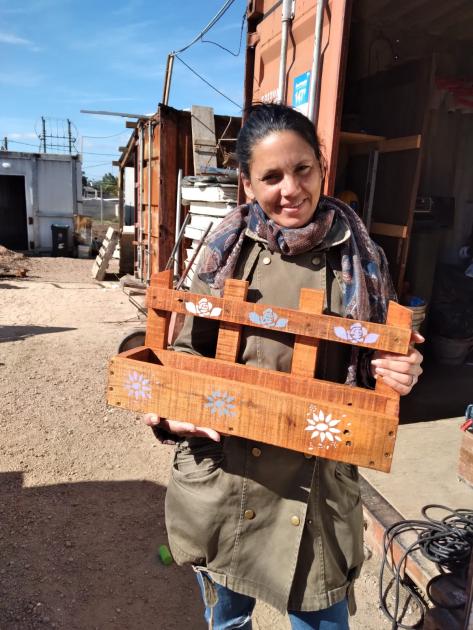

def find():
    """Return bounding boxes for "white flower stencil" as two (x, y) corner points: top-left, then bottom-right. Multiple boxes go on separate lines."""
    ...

(185, 297), (222, 317)
(124, 371), (152, 400)
(334, 322), (379, 344)
(305, 408), (342, 448)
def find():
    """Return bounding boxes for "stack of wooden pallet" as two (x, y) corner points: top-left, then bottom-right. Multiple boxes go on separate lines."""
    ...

(91, 226), (118, 281)
(181, 181), (237, 287)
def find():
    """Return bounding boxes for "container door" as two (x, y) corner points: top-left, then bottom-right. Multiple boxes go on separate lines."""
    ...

(0, 175), (28, 250)
(245, 0), (352, 194)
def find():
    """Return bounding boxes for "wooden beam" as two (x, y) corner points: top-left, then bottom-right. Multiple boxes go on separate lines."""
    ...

(291, 289), (324, 378)
(370, 223), (409, 239)
(215, 279), (249, 362)
(126, 121), (138, 128)
(350, 135), (422, 156)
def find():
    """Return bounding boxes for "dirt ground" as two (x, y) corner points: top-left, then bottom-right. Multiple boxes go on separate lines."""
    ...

(0, 256), (392, 630)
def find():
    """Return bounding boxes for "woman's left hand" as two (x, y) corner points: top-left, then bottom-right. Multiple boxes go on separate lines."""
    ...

(371, 331), (424, 396)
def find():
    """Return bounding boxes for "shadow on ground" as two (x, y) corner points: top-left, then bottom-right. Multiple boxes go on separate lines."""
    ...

(0, 326), (77, 343)
(0, 473), (205, 630)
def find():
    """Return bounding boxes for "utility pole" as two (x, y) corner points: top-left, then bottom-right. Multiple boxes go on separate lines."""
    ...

(41, 117), (47, 153)
(1, 137), (7, 150)
(67, 119), (72, 154)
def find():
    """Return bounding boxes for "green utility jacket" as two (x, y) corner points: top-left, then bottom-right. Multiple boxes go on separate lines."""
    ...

(165, 218), (365, 614)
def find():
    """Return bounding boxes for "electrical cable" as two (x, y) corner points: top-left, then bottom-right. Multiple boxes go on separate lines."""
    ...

(172, 0), (237, 55)
(379, 505), (473, 629)
(7, 140), (116, 156)
(174, 54), (241, 109)
(201, 10), (246, 56)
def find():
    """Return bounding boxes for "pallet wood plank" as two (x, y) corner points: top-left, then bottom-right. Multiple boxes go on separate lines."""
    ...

(117, 346), (396, 415)
(191, 105), (217, 175)
(145, 269), (173, 349)
(148, 285), (412, 354)
(291, 289), (324, 377)
(375, 300), (412, 410)
(215, 279), (249, 362)
(92, 229), (118, 281)
(108, 354), (398, 471)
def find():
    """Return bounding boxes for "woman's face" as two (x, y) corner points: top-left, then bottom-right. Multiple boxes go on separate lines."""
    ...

(242, 130), (323, 228)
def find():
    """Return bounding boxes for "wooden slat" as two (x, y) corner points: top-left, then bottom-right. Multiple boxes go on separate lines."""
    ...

(375, 301), (413, 410)
(370, 222), (409, 239)
(108, 354), (398, 471)
(340, 131), (386, 144)
(148, 285), (412, 355)
(350, 134), (422, 156)
(215, 279), (249, 362)
(117, 346), (398, 416)
(126, 121), (138, 128)
(144, 269), (172, 349)
(291, 289), (324, 377)
(191, 105), (217, 175)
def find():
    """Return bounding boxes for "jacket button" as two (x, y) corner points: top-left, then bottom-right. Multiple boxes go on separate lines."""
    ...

(304, 453), (313, 459)
(311, 255), (321, 266)
(244, 509), (256, 520)
(251, 447), (262, 457)
(262, 256), (271, 265)
(291, 515), (300, 526)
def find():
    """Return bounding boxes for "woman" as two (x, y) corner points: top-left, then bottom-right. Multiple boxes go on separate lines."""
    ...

(145, 104), (423, 629)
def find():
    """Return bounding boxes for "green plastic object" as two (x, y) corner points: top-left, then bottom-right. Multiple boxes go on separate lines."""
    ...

(158, 544), (173, 566)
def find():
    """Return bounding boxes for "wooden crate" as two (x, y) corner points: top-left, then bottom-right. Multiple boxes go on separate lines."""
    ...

(107, 270), (413, 472)
(458, 430), (473, 487)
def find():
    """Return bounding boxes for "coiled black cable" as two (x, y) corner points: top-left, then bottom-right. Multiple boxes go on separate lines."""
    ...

(379, 505), (473, 629)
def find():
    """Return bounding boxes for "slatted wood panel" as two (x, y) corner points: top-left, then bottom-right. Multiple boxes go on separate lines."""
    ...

(147, 286), (411, 354)
(107, 271), (413, 472)
(91, 227), (118, 280)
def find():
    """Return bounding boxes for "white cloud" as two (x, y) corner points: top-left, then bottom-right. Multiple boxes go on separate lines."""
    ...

(0, 31), (32, 45)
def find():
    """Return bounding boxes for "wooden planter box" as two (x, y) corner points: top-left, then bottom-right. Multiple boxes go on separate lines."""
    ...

(107, 270), (413, 473)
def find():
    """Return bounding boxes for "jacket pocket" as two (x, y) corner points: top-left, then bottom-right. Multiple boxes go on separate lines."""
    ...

(172, 438), (224, 481)
(165, 441), (229, 566)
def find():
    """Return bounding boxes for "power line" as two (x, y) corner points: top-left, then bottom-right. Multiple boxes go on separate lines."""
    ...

(81, 131), (129, 139)
(201, 10), (246, 57)
(84, 161), (115, 168)
(7, 139), (116, 156)
(174, 54), (241, 110)
(173, 0), (237, 55)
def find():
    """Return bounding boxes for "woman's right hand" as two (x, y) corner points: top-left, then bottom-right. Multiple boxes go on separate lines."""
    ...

(144, 414), (221, 442)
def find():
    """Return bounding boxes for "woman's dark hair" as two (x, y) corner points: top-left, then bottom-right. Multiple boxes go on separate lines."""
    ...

(236, 103), (326, 178)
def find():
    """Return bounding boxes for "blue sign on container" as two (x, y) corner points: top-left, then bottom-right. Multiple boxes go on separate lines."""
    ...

(293, 71), (311, 115)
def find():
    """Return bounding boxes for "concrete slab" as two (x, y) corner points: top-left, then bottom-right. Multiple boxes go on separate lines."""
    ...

(362, 417), (472, 521)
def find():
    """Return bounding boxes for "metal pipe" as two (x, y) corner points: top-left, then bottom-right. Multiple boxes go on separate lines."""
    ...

(176, 221), (214, 290)
(80, 109), (151, 119)
(138, 125), (144, 281)
(165, 212), (191, 271)
(308, 0), (325, 124)
(277, 0), (293, 104)
(162, 54), (175, 106)
(146, 121), (153, 284)
(174, 168), (183, 277)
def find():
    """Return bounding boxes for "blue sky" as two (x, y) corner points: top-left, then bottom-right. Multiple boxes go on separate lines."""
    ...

(0, 0), (246, 180)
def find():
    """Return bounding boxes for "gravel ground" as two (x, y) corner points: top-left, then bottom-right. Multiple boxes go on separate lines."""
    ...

(0, 256), (392, 630)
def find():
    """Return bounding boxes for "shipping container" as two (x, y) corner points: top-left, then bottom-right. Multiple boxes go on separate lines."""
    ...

(244, 0), (473, 299)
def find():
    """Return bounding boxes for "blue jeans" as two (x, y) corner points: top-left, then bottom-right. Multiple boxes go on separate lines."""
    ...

(196, 572), (349, 630)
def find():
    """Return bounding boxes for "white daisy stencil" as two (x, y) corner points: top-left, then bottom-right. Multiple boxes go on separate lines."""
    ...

(305, 407), (343, 449)
(124, 371), (152, 400)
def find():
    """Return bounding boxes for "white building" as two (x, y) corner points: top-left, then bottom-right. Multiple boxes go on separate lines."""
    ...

(0, 151), (82, 252)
